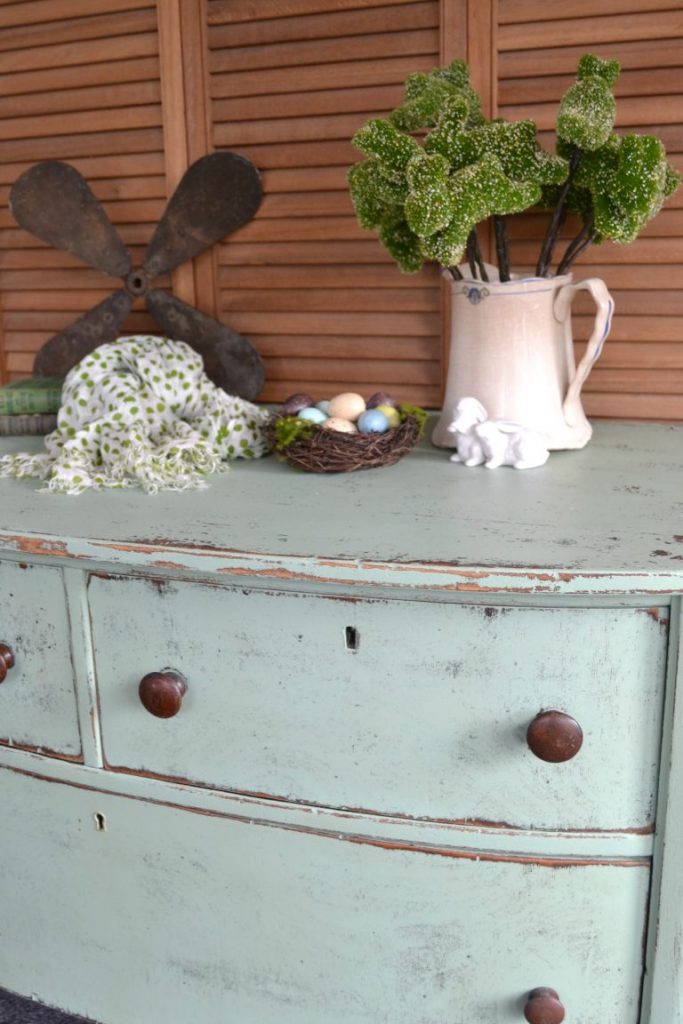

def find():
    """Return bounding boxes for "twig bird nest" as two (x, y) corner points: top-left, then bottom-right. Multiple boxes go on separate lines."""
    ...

(265, 404), (426, 473)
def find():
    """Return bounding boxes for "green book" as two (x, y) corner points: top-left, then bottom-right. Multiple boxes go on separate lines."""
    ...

(0, 377), (63, 415)
(0, 413), (57, 436)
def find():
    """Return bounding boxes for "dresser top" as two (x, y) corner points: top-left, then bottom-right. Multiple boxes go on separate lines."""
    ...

(0, 421), (681, 596)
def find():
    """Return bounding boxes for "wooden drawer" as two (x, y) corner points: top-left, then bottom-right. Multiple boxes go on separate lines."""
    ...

(0, 561), (80, 758)
(0, 767), (649, 1024)
(89, 575), (667, 831)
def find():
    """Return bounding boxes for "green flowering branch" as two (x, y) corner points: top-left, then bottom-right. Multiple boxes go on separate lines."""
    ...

(347, 53), (680, 282)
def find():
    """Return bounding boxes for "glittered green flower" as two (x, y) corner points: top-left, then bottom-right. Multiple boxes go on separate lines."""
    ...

(557, 55), (620, 151)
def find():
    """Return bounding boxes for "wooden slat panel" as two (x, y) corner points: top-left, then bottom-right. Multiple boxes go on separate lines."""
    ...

(0, 2), (167, 383)
(220, 264), (441, 288)
(501, 0), (683, 21)
(497, 3), (683, 423)
(254, 333), (438, 358)
(220, 287), (437, 311)
(209, 0), (432, 24)
(0, 8), (156, 50)
(500, 38), (683, 78)
(0, 0), (149, 29)
(211, 2), (438, 47)
(0, 57), (159, 97)
(584, 393), (683, 420)
(499, 10), (683, 50)
(213, 84), (404, 123)
(210, 29), (438, 74)
(0, 81), (161, 120)
(211, 55), (437, 98)
(208, 0), (441, 405)
(501, 67), (683, 106)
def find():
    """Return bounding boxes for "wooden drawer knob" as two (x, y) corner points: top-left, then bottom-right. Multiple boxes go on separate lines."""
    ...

(524, 987), (565, 1024)
(0, 643), (15, 683)
(139, 671), (187, 718)
(527, 710), (583, 763)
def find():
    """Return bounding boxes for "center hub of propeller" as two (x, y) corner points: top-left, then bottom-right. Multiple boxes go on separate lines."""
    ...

(125, 268), (149, 297)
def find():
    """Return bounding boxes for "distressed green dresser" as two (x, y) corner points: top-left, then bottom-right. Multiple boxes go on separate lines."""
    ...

(0, 421), (682, 1024)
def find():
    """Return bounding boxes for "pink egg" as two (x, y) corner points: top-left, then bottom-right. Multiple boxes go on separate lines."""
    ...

(328, 392), (366, 421)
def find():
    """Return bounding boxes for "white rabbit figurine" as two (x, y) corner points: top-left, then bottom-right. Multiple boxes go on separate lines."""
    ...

(447, 396), (488, 466)
(448, 397), (550, 470)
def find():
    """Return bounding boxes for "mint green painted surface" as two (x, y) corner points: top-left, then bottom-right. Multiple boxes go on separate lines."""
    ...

(1, 422), (683, 1023)
(0, 561), (80, 756)
(0, 422), (682, 596)
(0, 767), (649, 1024)
(89, 575), (667, 831)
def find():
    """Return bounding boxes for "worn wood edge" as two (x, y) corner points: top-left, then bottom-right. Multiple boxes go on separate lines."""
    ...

(0, 529), (681, 597)
(62, 567), (102, 769)
(0, 748), (654, 861)
(641, 594), (683, 1022)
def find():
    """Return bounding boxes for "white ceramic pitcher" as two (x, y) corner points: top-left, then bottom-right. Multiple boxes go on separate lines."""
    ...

(431, 265), (614, 450)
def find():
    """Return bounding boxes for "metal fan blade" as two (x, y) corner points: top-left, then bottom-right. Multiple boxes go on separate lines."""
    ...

(142, 152), (262, 279)
(146, 289), (264, 401)
(33, 290), (133, 378)
(10, 161), (132, 279)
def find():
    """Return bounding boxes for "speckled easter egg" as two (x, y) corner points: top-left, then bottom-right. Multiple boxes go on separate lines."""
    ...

(328, 392), (366, 421)
(366, 391), (397, 409)
(323, 417), (358, 434)
(282, 392), (314, 416)
(357, 409), (389, 434)
(376, 403), (401, 428)
(297, 406), (327, 424)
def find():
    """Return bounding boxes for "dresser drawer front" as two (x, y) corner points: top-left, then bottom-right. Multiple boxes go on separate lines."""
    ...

(0, 562), (80, 757)
(0, 768), (648, 1024)
(89, 576), (666, 830)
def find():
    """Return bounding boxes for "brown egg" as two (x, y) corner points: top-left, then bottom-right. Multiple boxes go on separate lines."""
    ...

(367, 391), (397, 409)
(282, 392), (314, 415)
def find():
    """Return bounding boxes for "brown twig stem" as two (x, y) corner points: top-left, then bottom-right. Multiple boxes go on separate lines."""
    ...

(494, 216), (511, 282)
(556, 213), (595, 275)
(535, 146), (582, 278)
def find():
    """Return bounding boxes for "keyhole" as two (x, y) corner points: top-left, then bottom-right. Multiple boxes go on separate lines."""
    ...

(345, 627), (360, 651)
(94, 813), (107, 832)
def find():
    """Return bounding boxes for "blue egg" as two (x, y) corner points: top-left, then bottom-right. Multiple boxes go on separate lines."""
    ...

(298, 406), (328, 424)
(357, 409), (390, 434)
(316, 400), (331, 414)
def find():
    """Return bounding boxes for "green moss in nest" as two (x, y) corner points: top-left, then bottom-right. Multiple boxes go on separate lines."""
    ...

(398, 403), (428, 435)
(272, 416), (315, 452)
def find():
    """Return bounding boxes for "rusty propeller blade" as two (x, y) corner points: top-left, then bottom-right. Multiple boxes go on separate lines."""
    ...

(145, 289), (264, 401)
(9, 161), (133, 280)
(142, 152), (262, 279)
(33, 290), (134, 378)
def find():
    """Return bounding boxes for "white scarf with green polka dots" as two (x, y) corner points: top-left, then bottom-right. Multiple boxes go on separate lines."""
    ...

(0, 336), (269, 494)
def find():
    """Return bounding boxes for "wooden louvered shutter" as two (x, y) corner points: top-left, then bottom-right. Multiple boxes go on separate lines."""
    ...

(206, 0), (445, 406)
(1, 1), (681, 424)
(497, 0), (683, 421)
(0, 0), (171, 381)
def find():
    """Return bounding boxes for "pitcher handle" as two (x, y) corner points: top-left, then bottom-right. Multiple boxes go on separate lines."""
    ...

(554, 278), (614, 427)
